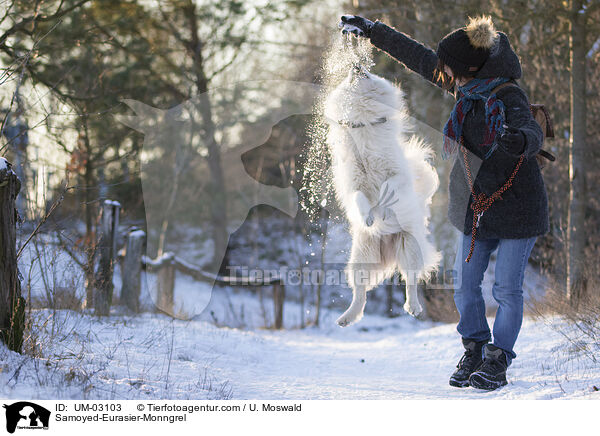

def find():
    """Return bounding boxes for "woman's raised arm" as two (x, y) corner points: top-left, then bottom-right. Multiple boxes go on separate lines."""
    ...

(369, 21), (441, 86)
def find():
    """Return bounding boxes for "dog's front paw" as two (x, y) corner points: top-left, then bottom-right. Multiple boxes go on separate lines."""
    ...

(368, 182), (399, 225)
(403, 300), (423, 317)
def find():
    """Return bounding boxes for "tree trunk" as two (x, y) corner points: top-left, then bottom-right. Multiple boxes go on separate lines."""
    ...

(121, 228), (145, 312)
(0, 158), (24, 352)
(82, 128), (96, 309)
(567, 0), (588, 306)
(423, 288), (459, 323)
(94, 200), (120, 316)
(313, 207), (328, 327)
(184, 1), (229, 271)
(273, 281), (285, 329)
(386, 279), (394, 318)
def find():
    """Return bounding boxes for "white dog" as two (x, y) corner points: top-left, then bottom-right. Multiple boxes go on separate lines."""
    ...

(324, 65), (441, 327)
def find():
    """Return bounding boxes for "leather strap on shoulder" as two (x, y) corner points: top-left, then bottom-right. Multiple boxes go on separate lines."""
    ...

(491, 81), (519, 95)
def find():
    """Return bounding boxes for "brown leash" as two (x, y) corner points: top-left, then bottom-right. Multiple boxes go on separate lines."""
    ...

(461, 145), (524, 262)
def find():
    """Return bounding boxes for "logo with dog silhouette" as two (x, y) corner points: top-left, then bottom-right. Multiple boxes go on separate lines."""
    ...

(3, 402), (50, 433)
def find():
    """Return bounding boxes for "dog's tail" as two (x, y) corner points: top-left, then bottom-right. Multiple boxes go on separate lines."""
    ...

(405, 136), (439, 202)
(402, 232), (442, 282)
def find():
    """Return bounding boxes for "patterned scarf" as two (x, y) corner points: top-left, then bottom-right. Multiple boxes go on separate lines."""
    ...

(442, 77), (510, 160)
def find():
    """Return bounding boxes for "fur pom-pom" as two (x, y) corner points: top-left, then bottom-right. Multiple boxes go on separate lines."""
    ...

(466, 15), (497, 49)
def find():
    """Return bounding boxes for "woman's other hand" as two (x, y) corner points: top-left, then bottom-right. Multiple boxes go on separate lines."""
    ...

(498, 124), (526, 155)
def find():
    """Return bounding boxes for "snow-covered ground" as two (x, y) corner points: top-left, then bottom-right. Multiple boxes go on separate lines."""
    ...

(7, 222), (597, 401)
(9, 221), (597, 400)
(1, 307), (598, 400)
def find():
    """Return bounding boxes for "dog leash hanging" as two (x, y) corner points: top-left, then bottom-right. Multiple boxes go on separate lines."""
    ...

(461, 144), (524, 263)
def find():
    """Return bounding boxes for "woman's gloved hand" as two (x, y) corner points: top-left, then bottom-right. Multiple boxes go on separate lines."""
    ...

(497, 124), (526, 155)
(339, 15), (374, 38)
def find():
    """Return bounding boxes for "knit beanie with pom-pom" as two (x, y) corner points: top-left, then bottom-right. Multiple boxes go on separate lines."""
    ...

(437, 16), (499, 77)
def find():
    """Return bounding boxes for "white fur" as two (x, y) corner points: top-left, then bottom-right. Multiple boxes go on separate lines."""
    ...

(323, 67), (441, 327)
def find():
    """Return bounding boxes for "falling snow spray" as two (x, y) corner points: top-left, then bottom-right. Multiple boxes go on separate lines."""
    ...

(296, 34), (374, 270)
(299, 34), (374, 223)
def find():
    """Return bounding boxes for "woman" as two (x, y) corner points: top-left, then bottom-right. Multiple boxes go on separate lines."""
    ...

(339, 15), (549, 391)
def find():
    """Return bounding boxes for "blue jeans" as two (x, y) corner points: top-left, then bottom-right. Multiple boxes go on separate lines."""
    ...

(453, 233), (537, 366)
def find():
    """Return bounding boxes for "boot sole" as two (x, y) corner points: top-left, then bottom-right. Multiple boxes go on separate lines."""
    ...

(449, 377), (470, 388)
(469, 373), (508, 391)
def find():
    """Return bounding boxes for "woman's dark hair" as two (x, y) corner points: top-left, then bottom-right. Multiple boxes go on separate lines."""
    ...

(433, 58), (474, 91)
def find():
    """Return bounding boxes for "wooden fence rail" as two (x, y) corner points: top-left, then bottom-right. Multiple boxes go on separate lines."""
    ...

(101, 208), (286, 327)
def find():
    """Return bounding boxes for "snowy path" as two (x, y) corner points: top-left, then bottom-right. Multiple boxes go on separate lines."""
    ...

(198, 314), (598, 400)
(1, 310), (598, 400)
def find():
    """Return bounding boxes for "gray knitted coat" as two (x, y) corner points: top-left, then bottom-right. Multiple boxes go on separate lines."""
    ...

(370, 21), (549, 240)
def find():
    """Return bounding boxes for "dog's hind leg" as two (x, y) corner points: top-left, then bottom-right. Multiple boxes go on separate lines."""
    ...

(336, 282), (367, 327)
(337, 231), (382, 327)
(349, 190), (373, 228)
(396, 232), (425, 317)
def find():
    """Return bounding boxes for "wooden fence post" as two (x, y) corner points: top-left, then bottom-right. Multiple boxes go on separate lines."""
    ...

(273, 281), (285, 329)
(0, 158), (25, 352)
(94, 200), (121, 316)
(156, 253), (175, 315)
(121, 228), (145, 312)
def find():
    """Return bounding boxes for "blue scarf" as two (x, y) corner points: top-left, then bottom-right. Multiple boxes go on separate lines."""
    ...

(442, 77), (510, 160)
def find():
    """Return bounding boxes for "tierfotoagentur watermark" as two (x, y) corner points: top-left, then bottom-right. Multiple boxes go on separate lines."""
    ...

(224, 265), (459, 290)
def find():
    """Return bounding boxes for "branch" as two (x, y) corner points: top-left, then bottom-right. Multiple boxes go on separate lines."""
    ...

(54, 228), (86, 269)
(206, 50), (243, 82)
(0, 0), (91, 47)
(16, 184), (73, 260)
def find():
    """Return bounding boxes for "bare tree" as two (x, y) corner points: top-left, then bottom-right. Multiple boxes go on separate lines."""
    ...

(566, 0), (594, 306)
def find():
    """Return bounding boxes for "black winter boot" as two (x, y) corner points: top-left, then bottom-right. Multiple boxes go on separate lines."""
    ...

(449, 338), (488, 388)
(468, 344), (509, 391)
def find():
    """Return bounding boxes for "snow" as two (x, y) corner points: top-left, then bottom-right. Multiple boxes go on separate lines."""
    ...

(128, 229), (146, 238)
(1, 308), (598, 400)
(141, 252), (174, 267)
(145, 270), (213, 318)
(8, 224), (597, 401)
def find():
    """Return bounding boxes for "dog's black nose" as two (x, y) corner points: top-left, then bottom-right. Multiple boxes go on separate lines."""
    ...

(351, 64), (368, 80)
